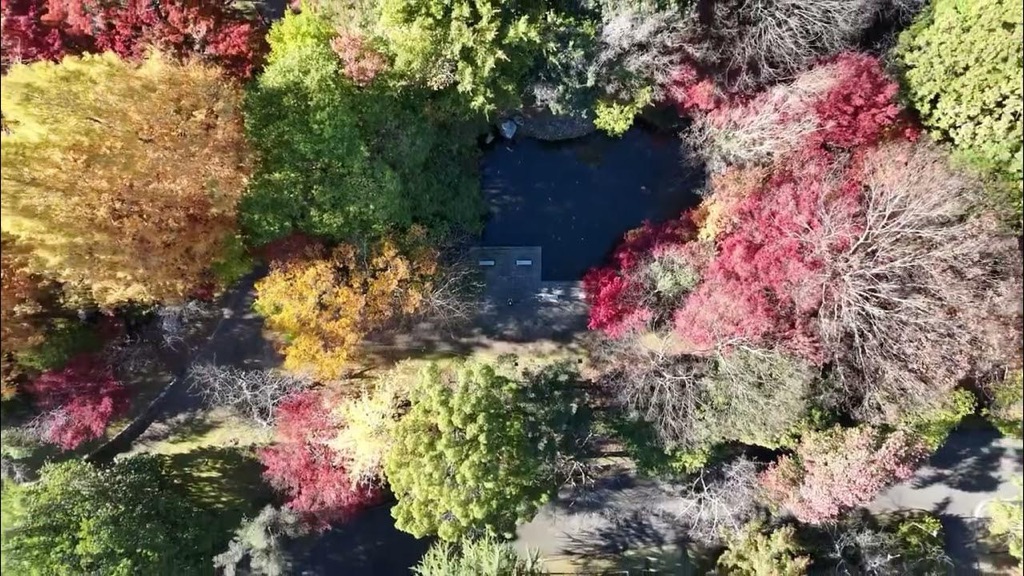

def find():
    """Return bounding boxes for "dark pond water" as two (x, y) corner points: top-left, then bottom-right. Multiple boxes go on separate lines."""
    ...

(480, 125), (704, 281)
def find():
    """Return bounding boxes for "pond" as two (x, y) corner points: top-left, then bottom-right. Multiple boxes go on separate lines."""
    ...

(480, 124), (704, 281)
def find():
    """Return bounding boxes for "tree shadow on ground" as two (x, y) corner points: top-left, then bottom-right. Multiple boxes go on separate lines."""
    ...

(560, 509), (697, 574)
(160, 446), (275, 550)
(913, 424), (1021, 493)
(291, 504), (431, 575)
(551, 472), (637, 514)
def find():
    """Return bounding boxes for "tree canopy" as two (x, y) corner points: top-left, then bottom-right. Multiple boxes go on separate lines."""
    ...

(1, 52), (250, 307)
(385, 361), (588, 541)
(1, 456), (215, 575)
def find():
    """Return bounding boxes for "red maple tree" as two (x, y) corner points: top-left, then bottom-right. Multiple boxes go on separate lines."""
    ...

(26, 354), (129, 449)
(259, 390), (380, 530)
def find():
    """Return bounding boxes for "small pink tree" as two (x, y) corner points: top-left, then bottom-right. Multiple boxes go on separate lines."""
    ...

(759, 426), (928, 523)
(26, 354), (129, 449)
(259, 390), (380, 530)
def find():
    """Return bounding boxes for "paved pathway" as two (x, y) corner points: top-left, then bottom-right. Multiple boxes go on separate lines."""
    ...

(869, 425), (1023, 574)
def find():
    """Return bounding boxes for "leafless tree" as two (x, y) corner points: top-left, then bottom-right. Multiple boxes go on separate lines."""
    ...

(1, 457), (30, 484)
(599, 338), (715, 449)
(189, 364), (310, 427)
(596, 3), (686, 101)
(158, 300), (214, 349)
(661, 457), (762, 544)
(682, 0), (886, 94)
(812, 141), (1018, 422)
(419, 257), (483, 329)
(827, 520), (954, 575)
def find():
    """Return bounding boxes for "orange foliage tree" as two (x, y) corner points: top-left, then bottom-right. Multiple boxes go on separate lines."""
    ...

(0, 52), (250, 307)
(254, 230), (438, 380)
(1, 235), (46, 393)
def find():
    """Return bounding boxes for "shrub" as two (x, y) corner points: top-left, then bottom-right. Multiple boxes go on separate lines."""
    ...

(698, 348), (816, 449)
(986, 369), (1023, 438)
(593, 90), (649, 137)
(901, 388), (976, 451)
(413, 535), (545, 576)
(25, 354), (129, 449)
(759, 426), (928, 523)
(259, 390), (380, 529)
(14, 319), (100, 373)
(329, 366), (414, 483)
(717, 521), (811, 576)
(583, 214), (705, 338)
(210, 235), (254, 289)
(213, 505), (308, 576)
(829, 512), (953, 575)
(987, 477), (1023, 567)
(898, 0), (1023, 224)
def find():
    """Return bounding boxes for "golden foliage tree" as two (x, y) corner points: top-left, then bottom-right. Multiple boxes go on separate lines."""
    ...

(1, 52), (249, 306)
(254, 230), (438, 381)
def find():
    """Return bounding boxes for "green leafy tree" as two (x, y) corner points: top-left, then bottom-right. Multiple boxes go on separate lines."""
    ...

(413, 535), (546, 576)
(375, 0), (547, 113)
(898, 0), (1023, 223)
(985, 369), (1023, 438)
(241, 9), (481, 246)
(385, 361), (588, 541)
(717, 521), (811, 576)
(1, 456), (215, 575)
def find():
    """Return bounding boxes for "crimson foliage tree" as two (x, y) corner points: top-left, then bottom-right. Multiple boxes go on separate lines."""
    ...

(1, 0), (267, 77)
(25, 354), (129, 449)
(259, 390), (380, 530)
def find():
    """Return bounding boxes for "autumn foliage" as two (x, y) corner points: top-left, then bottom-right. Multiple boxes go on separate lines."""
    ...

(254, 230), (438, 380)
(1, 52), (250, 307)
(259, 390), (379, 529)
(759, 426), (928, 523)
(1, 0), (268, 77)
(25, 354), (129, 449)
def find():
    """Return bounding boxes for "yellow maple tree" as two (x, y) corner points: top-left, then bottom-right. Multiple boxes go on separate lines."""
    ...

(254, 230), (438, 380)
(1, 52), (250, 307)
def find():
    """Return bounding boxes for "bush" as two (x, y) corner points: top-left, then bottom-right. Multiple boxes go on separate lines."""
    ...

(986, 369), (1023, 438)
(213, 505), (308, 576)
(593, 88), (650, 136)
(898, 0), (1023, 224)
(413, 535), (545, 576)
(759, 426), (928, 523)
(828, 511), (953, 575)
(25, 354), (129, 449)
(717, 521), (811, 576)
(987, 477), (1023, 567)
(15, 319), (99, 373)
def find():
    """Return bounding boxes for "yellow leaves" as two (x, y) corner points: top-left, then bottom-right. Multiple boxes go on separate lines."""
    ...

(0, 52), (251, 307)
(254, 233), (439, 381)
